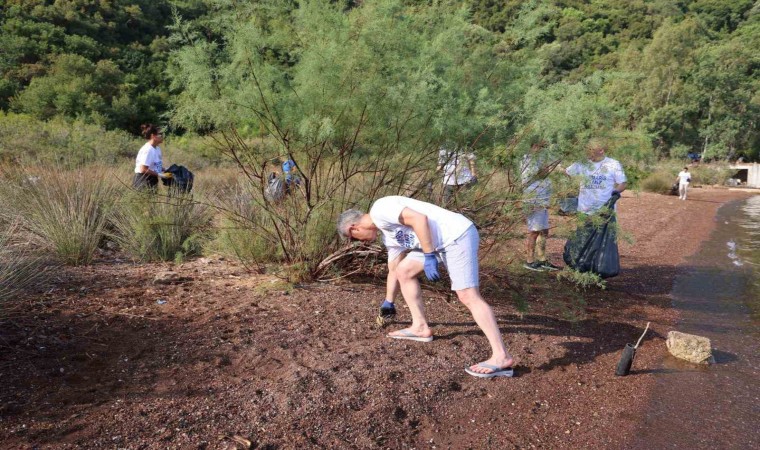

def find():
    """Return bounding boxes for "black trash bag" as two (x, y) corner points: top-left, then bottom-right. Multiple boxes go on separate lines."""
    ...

(563, 193), (620, 278)
(264, 172), (285, 202)
(669, 183), (679, 196)
(162, 164), (194, 193)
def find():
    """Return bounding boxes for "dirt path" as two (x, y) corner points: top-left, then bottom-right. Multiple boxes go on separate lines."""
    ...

(0, 188), (752, 449)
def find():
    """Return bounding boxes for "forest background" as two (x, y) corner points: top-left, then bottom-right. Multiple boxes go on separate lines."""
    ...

(0, 0), (758, 282)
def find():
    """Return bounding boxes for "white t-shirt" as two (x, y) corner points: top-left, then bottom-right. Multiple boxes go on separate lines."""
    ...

(566, 157), (627, 213)
(438, 148), (475, 186)
(677, 171), (691, 185)
(134, 142), (163, 174)
(521, 153), (552, 206)
(369, 196), (473, 262)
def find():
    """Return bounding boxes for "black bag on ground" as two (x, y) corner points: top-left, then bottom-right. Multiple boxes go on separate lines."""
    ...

(562, 194), (620, 278)
(162, 164), (194, 193)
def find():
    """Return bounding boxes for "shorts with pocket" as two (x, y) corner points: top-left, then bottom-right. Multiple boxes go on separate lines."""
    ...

(404, 225), (479, 291)
(526, 208), (549, 231)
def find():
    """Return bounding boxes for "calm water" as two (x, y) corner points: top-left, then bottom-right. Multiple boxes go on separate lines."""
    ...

(632, 195), (760, 449)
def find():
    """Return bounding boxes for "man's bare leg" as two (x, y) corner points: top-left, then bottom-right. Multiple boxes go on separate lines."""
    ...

(456, 287), (514, 373)
(387, 258), (432, 339)
(525, 230), (539, 263)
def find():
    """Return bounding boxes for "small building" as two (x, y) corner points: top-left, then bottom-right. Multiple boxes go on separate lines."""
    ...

(730, 163), (760, 188)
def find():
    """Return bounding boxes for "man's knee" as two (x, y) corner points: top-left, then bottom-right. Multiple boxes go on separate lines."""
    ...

(456, 287), (482, 306)
(395, 257), (422, 282)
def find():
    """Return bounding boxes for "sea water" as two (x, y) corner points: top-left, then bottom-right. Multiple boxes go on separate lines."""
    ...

(632, 195), (760, 449)
(735, 195), (760, 320)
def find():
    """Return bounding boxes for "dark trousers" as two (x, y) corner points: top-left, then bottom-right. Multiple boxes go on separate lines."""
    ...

(133, 173), (158, 191)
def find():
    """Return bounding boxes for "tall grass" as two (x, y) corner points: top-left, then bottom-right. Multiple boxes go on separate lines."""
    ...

(110, 191), (213, 262)
(640, 171), (675, 194)
(207, 178), (280, 272)
(0, 221), (50, 307)
(0, 167), (118, 265)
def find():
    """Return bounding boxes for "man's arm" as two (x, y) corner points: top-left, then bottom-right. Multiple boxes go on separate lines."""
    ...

(398, 207), (435, 253)
(614, 182), (627, 194)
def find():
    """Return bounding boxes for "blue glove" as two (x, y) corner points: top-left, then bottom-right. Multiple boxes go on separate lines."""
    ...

(423, 252), (441, 281)
(379, 300), (396, 317)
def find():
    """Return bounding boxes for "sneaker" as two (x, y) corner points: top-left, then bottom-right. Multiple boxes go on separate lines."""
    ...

(523, 261), (546, 272)
(380, 303), (397, 318)
(538, 260), (561, 271)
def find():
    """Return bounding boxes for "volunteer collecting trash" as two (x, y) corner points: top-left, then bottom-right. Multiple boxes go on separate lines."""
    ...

(563, 139), (627, 278)
(337, 196), (515, 378)
(675, 166), (691, 201)
(564, 138), (627, 215)
(520, 137), (561, 272)
(133, 123), (172, 191)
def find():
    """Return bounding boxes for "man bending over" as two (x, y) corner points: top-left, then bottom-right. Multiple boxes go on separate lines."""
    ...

(337, 196), (515, 378)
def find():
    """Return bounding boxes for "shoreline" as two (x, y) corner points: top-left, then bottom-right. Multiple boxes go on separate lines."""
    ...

(0, 187), (756, 448)
(612, 188), (757, 448)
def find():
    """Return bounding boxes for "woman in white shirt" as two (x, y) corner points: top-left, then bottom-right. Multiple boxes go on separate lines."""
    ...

(133, 123), (167, 190)
(676, 167), (691, 200)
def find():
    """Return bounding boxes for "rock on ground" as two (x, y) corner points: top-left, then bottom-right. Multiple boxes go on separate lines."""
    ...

(666, 331), (715, 364)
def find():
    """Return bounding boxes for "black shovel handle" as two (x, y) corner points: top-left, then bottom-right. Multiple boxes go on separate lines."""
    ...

(615, 343), (636, 376)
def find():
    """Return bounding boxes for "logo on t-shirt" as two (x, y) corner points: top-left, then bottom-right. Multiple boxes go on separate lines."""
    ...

(585, 174), (608, 189)
(395, 229), (420, 249)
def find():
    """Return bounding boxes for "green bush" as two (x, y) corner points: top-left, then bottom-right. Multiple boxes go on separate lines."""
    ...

(0, 167), (118, 265)
(0, 221), (51, 308)
(110, 191), (213, 262)
(640, 171), (674, 194)
(690, 163), (732, 186)
(208, 180), (281, 271)
(0, 112), (139, 166)
(669, 144), (692, 160)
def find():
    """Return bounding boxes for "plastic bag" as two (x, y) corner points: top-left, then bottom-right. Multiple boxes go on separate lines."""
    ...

(562, 194), (620, 278)
(264, 173), (285, 202)
(162, 164), (194, 193)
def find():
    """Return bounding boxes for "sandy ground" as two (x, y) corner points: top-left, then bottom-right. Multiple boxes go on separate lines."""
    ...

(0, 187), (753, 449)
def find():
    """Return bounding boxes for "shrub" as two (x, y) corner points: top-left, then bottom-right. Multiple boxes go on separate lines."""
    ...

(110, 190), (213, 262)
(0, 167), (118, 265)
(556, 268), (606, 291)
(0, 221), (51, 308)
(640, 171), (674, 194)
(207, 179), (281, 272)
(669, 144), (692, 160)
(0, 112), (138, 166)
(690, 163), (732, 186)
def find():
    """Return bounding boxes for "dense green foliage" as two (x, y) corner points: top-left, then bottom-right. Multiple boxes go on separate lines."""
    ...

(1, 0), (756, 159)
(0, 0), (207, 131)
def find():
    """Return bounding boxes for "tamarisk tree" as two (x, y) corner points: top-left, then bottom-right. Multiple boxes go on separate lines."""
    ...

(168, 0), (519, 279)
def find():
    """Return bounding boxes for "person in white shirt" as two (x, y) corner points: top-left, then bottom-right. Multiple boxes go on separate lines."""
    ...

(133, 123), (169, 190)
(675, 167), (691, 200)
(337, 196), (515, 378)
(521, 138), (561, 272)
(565, 139), (627, 214)
(437, 144), (477, 206)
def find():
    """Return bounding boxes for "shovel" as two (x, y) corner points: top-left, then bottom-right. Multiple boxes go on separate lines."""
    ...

(615, 322), (650, 376)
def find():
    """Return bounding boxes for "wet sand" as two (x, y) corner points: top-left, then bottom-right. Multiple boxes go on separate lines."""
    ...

(631, 197), (760, 449)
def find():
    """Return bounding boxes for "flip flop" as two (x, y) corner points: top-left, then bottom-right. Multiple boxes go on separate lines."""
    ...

(387, 329), (433, 342)
(464, 362), (515, 378)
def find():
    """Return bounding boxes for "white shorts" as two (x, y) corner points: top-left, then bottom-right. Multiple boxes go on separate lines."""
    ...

(526, 208), (549, 231)
(403, 225), (479, 291)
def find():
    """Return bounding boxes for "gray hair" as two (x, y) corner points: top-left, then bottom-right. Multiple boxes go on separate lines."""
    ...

(337, 209), (365, 238)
